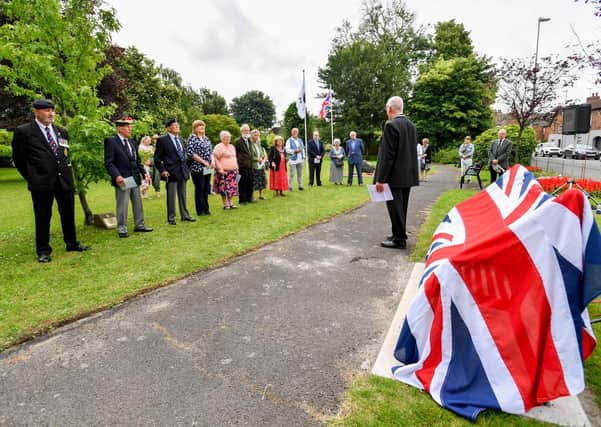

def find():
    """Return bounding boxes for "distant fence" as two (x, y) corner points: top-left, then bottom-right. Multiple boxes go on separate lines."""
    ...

(531, 156), (601, 180)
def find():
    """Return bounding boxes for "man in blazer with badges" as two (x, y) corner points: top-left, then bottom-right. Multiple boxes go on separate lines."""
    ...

(104, 116), (153, 238)
(374, 96), (419, 249)
(308, 129), (325, 186)
(345, 131), (365, 185)
(488, 128), (512, 183)
(11, 99), (90, 262)
(154, 118), (195, 225)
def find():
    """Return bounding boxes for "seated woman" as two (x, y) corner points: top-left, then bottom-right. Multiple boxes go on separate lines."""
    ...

(212, 130), (239, 210)
(329, 138), (345, 185)
(268, 135), (288, 197)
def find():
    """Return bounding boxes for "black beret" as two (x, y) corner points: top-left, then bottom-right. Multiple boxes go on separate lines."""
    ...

(164, 118), (177, 127)
(32, 99), (55, 109)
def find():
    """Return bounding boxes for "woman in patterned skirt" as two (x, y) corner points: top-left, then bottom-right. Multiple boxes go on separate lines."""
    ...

(212, 130), (239, 210)
(250, 128), (267, 200)
(268, 135), (288, 197)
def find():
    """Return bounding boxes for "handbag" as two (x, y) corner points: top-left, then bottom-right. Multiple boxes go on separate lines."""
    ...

(334, 158), (344, 167)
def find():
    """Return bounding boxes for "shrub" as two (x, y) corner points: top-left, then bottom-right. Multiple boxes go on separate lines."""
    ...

(199, 114), (240, 145)
(0, 129), (13, 146)
(473, 125), (536, 168)
(432, 146), (459, 165)
(0, 144), (13, 167)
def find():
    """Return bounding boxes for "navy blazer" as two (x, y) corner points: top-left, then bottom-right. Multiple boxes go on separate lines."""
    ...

(308, 139), (325, 160)
(154, 134), (190, 182)
(345, 138), (364, 164)
(12, 121), (74, 192)
(104, 135), (146, 187)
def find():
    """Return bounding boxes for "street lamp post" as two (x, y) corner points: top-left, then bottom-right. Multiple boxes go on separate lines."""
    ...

(533, 17), (551, 105)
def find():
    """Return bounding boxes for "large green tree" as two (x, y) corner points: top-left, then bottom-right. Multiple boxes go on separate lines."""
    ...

(318, 0), (429, 143)
(199, 87), (229, 115)
(0, 0), (119, 223)
(408, 20), (496, 150)
(229, 90), (276, 129)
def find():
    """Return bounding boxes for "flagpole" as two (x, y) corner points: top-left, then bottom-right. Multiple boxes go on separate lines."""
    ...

(329, 87), (334, 145)
(302, 69), (308, 178)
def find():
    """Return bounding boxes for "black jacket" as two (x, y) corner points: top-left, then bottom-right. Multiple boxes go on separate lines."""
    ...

(154, 134), (190, 182)
(234, 136), (253, 169)
(374, 115), (419, 188)
(268, 147), (287, 172)
(308, 139), (325, 160)
(104, 135), (146, 186)
(12, 121), (74, 192)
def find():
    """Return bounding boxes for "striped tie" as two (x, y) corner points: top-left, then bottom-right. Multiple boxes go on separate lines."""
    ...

(45, 127), (60, 157)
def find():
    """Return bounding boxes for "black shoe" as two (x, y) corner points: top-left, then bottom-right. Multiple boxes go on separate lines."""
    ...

(66, 243), (91, 252)
(317, 183), (322, 186)
(381, 239), (407, 249)
(183, 217), (196, 222)
(239, 202), (248, 206)
(134, 227), (153, 232)
(168, 220), (177, 225)
(230, 205), (238, 209)
(299, 187), (304, 191)
(38, 254), (51, 263)
(119, 232), (129, 238)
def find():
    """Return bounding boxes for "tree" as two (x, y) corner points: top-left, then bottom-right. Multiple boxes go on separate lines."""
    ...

(229, 90), (276, 129)
(408, 20), (496, 150)
(318, 0), (429, 142)
(572, 0), (601, 83)
(0, 0), (119, 224)
(199, 88), (229, 115)
(200, 114), (239, 144)
(496, 54), (578, 151)
(409, 57), (495, 150)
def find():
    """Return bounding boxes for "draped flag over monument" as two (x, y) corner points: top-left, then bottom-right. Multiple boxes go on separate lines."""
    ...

(319, 89), (332, 119)
(392, 165), (601, 421)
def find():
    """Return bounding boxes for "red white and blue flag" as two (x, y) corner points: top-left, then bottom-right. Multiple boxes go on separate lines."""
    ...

(319, 89), (332, 119)
(393, 165), (601, 420)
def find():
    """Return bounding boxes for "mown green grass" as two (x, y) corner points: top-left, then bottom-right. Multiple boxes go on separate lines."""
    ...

(0, 160), (369, 351)
(331, 182), (601, 427)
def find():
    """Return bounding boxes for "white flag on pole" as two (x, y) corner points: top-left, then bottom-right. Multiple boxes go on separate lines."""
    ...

(296, 73), (306, 119)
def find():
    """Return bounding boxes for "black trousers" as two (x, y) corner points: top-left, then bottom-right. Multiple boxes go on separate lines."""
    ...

(238, 168), (254, 203)
(489, 166), (500, 183)
(386, 187), (411, 242)
(191, 172), (211, 215)
(308, 160), (322, 186)
(30, 186), (78, 255)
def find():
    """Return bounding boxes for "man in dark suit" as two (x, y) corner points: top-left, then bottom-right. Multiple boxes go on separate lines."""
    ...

(308, 130), (325, 186)
(374, 96), (419, 249)
(488, 128), (512, 183)
(345, 131), (365, 185)
(234, 123), (254, 205)
(104, 116), (153, 238)
(11, 99), (90, 262)
(154, 118), (195, 225)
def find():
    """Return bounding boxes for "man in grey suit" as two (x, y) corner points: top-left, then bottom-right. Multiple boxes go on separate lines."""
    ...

(488, 128), (512, 183)
(374, 96), (419, 249)
(104, 117), (153, 238)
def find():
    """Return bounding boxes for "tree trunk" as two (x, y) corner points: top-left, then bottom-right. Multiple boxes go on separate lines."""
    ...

(78, 191), (94, 225)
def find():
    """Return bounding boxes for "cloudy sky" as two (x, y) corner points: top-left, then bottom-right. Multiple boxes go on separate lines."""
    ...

(106, 0), (600, 120)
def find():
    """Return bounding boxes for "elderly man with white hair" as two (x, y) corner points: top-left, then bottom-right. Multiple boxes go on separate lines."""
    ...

(374, 96), (419, 249)
(234, 123), (255, 205)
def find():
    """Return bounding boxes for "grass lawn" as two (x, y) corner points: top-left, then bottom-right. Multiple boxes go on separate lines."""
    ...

(0, 160), (369, 351)
(330, 176), (601, 426)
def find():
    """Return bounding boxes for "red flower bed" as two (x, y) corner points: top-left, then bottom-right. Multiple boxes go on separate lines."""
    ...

(537, 176), (601, 195)
(526, 166), (541, 172)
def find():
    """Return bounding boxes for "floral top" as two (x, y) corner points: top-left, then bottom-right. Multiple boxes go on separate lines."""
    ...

(138, 144), (155, 166)
(186, 134), (213, 173)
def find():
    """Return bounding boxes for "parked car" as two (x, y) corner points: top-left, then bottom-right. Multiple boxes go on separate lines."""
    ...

(562, 144), (600, 160)
(535, 143), (563, 157)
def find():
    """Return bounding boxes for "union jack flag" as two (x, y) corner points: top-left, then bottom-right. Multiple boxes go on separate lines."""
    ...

(393, 165), (601, 420)
(319, 90), (332, 119)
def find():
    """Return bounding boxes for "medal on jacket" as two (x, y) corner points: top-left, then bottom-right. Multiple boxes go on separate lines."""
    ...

(58, 138), (69, 157)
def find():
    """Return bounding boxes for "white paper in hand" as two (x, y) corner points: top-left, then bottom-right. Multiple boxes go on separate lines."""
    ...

(367, 184), (393, 202)
(120, 176), (138, 191)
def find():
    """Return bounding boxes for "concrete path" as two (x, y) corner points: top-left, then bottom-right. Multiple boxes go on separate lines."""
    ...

(0, 166), (459, 426)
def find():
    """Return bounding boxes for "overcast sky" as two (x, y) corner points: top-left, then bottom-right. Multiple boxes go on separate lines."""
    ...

(106, 0), (600, 120)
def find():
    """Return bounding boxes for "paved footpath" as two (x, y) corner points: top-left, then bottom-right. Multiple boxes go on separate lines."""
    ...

(0, 166), (459, 426)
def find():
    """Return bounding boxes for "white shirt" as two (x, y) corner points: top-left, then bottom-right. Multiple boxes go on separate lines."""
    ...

(35, 119), (58, 144)
(285, 137), (305, 165)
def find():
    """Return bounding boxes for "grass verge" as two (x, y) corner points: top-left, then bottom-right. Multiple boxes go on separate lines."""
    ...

(0, 161), (369, 351)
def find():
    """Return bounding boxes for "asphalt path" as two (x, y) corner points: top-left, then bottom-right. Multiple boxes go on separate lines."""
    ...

(0, 166), (459, 426)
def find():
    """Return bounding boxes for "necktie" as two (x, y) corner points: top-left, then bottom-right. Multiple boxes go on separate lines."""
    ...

(123, 138), (132, 158)
(174, 137), (184, 160)
(45, 127), (60, 157)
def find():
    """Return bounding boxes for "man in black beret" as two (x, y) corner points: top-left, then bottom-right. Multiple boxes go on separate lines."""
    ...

(104, 116), (153, 238)
(154, 118), (195, 224)
(11, 99), (90, 262)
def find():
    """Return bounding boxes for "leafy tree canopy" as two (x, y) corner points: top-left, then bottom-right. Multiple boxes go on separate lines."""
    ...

(229, 90), (276, 129)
